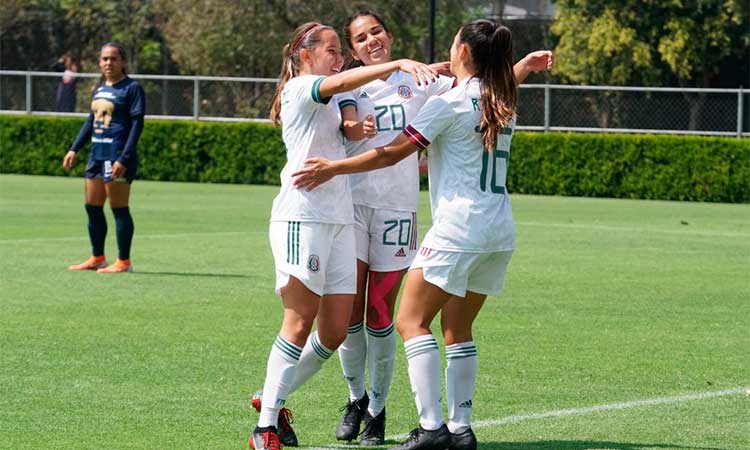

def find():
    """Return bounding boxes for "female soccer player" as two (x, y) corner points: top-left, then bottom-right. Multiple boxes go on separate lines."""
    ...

(249, 22), (436, 450)
(331, 11), (552, 446)
(294, 19), (522, 450)
(63, 42), (145, 274)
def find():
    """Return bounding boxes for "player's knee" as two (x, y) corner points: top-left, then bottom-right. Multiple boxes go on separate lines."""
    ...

(283, 317), (314, 343)
(366, 296), (392, 330)
(317, 328), (347, 351)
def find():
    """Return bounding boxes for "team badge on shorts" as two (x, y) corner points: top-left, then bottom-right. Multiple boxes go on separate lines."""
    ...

(307, 254), (320, 272)
(397, 85), (413, 99)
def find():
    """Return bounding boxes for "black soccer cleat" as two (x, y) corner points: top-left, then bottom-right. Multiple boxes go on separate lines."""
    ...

(335, 393), (369, 441)
(387, 424), (451, 450)
(449, 427), (477, 450)
(359, 407), (386, 446)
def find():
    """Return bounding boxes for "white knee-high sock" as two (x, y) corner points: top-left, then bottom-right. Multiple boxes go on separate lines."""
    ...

(367, 322), (396, 415)
(288, 330), (334, 394)
(338, 321), (367, 401)
(445, 341), (478, 433)
(404, 334), (444, 430)
(258, 336), (302, 428)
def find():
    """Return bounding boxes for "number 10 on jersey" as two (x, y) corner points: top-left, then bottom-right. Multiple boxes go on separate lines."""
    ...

(480, 146), (509, 195)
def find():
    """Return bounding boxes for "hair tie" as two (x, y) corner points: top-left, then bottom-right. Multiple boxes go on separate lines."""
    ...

(292, 24), (321, 53)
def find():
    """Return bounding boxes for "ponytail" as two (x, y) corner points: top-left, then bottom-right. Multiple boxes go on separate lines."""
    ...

(459, 20), (517, 150)
(269, 22), (334, 126)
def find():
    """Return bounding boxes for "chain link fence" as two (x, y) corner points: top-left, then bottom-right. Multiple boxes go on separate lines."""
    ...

(2, 70), (747, 137)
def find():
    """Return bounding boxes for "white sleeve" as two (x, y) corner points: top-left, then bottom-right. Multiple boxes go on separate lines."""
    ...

(402, 96), (453, 150)
(334, 89), (357, 111)
(287, 75), (330, 108)
(426, 75), (456, 98)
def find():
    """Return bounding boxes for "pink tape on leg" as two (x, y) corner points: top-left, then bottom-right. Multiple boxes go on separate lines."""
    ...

(366, 271), (401, 329)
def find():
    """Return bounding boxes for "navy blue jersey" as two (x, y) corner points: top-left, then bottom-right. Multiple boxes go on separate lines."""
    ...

(70, 76), (145, 166)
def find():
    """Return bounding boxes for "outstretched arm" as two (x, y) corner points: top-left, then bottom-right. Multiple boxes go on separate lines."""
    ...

(318, 59), (438, 99)
(293, 134), (419, 191)
(513, 50), (554, 84)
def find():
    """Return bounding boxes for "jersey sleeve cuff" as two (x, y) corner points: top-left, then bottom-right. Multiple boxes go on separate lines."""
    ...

(338, 99), (357, 110)
(403, 125), (431, 150)
(311, 77), (331, 104)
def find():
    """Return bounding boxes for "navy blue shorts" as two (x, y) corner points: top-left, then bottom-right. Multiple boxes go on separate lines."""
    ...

(85, 159), (137, 184)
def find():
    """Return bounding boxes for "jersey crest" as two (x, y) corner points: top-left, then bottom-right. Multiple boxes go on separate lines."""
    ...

(307, 254), (320, 272)
(397, 85), (413, 99)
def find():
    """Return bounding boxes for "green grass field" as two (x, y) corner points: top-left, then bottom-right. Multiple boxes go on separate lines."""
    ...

(1, 174), (748, 450)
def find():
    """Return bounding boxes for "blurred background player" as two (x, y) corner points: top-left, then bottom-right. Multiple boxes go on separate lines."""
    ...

(63, 42), (145, 274)
(54, 53), (79, 112)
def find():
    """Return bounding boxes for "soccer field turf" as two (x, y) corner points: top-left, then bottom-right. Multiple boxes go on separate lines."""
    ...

(1, 174), (748, 450)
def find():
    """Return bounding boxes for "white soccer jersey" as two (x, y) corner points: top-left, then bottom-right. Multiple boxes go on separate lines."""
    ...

(403, 77), (516, 252)
(340, 71), (454, 212)
(271, 75), (353, 224)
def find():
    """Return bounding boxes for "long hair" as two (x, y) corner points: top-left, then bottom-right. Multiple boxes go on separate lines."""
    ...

(459, 20), (517, 150)
(342, 10), (390, 70)
(269, 22), (335, 125)
(93, 42), (128, 93)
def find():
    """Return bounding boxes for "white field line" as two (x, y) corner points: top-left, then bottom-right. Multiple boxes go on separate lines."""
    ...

(515, 221), (750, 238)
(1, 220), (748, 244)
(304, 387), (749, 450)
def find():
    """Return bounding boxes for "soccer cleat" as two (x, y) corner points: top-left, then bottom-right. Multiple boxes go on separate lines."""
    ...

(68, 255), (107, 271)
(249, 425), (282, 450)
(251, 391), (298, 447)
(96, 258), (132, 273)
(448, 427), (477, 450)
(335, 393), (369, 442)
(387, 424), (451, 450)
(359, 407), (385, 446)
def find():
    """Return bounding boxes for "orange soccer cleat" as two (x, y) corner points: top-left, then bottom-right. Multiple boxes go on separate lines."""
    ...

(68, 255), (108, 271)
(96, 258), (133, 273)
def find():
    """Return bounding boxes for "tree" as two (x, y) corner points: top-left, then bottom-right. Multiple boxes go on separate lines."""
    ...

(551, 0), (749, 129)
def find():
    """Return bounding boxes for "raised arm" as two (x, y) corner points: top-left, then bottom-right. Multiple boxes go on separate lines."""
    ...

(318, 59), (438, 99)
(513, 50), (554, 84)
(293, 134), (419, 191)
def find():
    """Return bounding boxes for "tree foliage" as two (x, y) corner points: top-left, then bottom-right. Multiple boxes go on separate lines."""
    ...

(551, 0), (749, 88)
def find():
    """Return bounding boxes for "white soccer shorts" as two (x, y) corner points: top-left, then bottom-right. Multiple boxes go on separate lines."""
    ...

(410, 247), (513, 298)
(269, 221), (357, 296)
(353, 204), (418, 272)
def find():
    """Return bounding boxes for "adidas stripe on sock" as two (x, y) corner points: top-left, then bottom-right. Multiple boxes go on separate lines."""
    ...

(445, 341), (478, 433)
(367, 322), (395, 416)
(288, 330), (333, 394)
(339, 321), (367, 402)
(258, 335), (302, 427)
(404, 334), (444, 430)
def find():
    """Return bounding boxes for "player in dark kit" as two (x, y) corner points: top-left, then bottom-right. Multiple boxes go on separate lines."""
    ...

(63, 42), (145, 273)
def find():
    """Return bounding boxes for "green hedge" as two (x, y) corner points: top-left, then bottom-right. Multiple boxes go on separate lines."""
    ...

(2, 115), (748, 202)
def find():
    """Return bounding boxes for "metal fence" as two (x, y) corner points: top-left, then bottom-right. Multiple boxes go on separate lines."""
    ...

(2, 70), (748, 137)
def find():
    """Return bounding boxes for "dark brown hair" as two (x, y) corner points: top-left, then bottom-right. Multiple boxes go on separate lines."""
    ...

(459, 20), (517, 149)
(342, 10), (390, 70)
(93, 42), (128, 93)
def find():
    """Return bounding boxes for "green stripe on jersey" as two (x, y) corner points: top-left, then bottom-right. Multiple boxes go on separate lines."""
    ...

(338, 99), (357, 110)
(311, 77), (331, 104)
